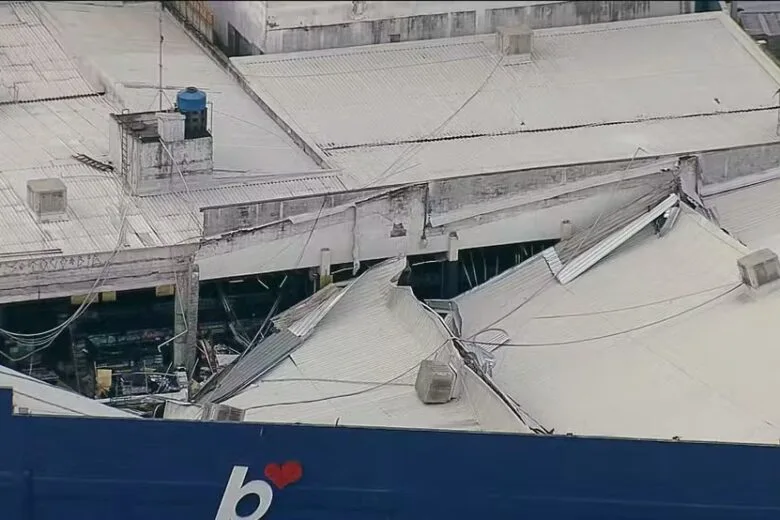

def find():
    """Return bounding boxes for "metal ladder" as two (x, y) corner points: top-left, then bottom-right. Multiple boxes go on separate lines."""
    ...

(72, 153), (113, 172)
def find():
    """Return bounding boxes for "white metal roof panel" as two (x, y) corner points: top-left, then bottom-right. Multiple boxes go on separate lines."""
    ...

(329, 110), (780, 186)
(39, 1), (321, 175)
(455, 206), (780, 444)
(703, 175), (780, 253)
(0, 2), (346, 262)
(0, 363), (133, 418)
(224, 257), (530, 433)
(0, 2), (98, 102)
(233, 12), (780, 186)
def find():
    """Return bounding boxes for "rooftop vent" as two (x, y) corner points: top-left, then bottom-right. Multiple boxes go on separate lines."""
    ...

(415, 359), (456, 405)
(201, 402), (245, 422)
(26, 178), (67, 222)
(738, 248), (780, 289)
(497, 26), (533, 57)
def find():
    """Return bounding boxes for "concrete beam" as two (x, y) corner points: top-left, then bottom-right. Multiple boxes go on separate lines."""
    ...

(0, 244), (198, 305)
(318, 248), (333, 289)
(196, 167), (677, 280)
(174, 262), (200, 373)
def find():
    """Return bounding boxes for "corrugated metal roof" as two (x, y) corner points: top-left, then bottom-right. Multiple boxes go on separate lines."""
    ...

(0, 2), (345, 261)
(0, 163), (141, 256)
(454, 205), (780, 444)
(327, 110), (780, 185)
(703, 174), (780, 252)
(556, 194), (679, 284)
(0, 2), (99, 102)
(197, 330), (303, 404)
(40, 0), (321, 175)
(220, 257), (530, 433)
(0, 363), (133, 418)
(553, 175), (676, 263)
(233, 12), (780, 186)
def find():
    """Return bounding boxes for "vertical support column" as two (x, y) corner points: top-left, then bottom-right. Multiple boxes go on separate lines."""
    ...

(560, 219), (573, 240)
(0, 305), (4, 354)
(173, 263), (200, 374)
(446, 232), (459, 299)
(319, 248), (333, 289)
(728, 0), (739, 19)
(677, 155), (702, 207)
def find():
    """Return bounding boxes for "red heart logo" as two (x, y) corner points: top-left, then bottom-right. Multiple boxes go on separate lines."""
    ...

(264, 461), (303, 489)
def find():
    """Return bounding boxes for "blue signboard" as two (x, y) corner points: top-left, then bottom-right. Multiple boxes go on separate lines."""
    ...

(1, 388), (780, 519)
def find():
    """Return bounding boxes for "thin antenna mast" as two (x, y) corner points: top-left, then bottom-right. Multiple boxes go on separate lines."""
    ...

(158, 1), (164, 111)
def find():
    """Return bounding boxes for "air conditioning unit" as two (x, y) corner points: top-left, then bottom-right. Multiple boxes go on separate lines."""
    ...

(202, 403), (245, 422)
(415, 360), (456, 405)
(737, 248), (780, 289)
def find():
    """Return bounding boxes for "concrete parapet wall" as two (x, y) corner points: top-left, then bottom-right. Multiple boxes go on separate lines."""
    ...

(209, 1), (696, 55)
(197, 158), (677, 280)
(698, 141), (780, 185)
(0, 244), (198, 304)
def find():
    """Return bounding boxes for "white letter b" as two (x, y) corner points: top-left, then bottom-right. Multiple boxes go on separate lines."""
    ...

(215, 466), (274, 520)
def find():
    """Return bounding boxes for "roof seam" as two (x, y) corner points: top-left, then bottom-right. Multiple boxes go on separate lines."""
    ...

(0, 91), (105, 108)
(322, 106), (780, 152)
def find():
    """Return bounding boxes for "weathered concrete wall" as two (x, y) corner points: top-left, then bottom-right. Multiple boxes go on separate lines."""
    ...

(173, 263), (200, 371)
(209, 1), (696, 55)
(109, 117), (214, 196)
(428, 156), (667, 215)
(0, 244), (198, 304)
(210, 0), (267, 53)
(197, 158), (676, 280)
(698, 142), (780, 185)
(137, 136), (213, 194)
(202, 189), (385, 236)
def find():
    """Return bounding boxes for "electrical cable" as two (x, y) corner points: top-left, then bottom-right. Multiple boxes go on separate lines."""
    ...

(244, 197), (330, 272)
(212, 108), (298, 145)
(459, 283), (741, 351)
(0, 198), (134, 361)
(360, 55), (505, 189)
(464, 151), (662, 339)
(534, 281), (738, 319)
(293, 197), (328, 269)
(419, 301), (543, 432)
(242, 340), (450, 412)
(249, 280), (738, 422)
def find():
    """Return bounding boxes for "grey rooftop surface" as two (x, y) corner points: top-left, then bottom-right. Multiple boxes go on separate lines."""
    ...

(39, 0), (320, 176)
(454, 199), (780, 445)
(233, 11), (780, 187)
(702, 167), (780, 253)
(0, 2), (343, 260)
(175, 257), (531, 434)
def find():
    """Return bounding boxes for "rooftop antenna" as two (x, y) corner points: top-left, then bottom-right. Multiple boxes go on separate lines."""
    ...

(158, 1), (164, 111)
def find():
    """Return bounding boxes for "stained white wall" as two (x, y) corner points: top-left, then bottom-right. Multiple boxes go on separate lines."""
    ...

(197, 162), (675, 280)
(209, 1), (696, 55)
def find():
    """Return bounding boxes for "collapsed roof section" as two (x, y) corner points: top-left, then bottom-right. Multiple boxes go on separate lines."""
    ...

(454, 191), (780, 444)
(0, 364), (135, 418)
(166, 257), (532, 434)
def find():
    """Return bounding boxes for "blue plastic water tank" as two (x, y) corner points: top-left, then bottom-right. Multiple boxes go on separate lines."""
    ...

(176, 87), (207, 113)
